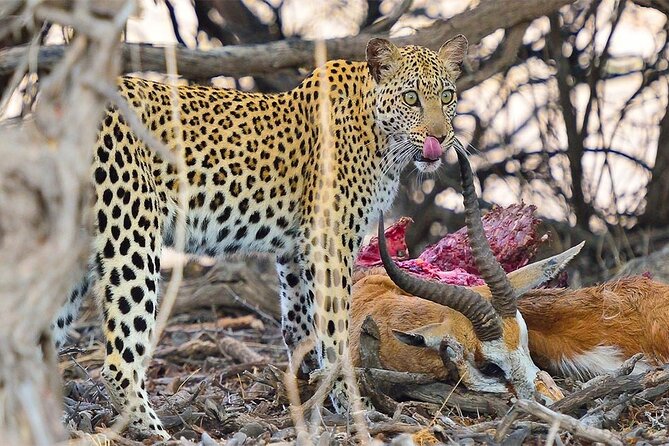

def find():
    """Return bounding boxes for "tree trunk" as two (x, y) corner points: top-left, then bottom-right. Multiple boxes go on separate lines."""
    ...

(549, 14), (592, 229)
(638, 105), (669, 227)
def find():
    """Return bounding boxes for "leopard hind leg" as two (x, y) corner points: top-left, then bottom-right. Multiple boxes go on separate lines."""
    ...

(52, 271), (93, 349)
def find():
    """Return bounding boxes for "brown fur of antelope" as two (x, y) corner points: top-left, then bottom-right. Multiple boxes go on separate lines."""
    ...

(356, 150), (566, 402)
(519, 276), (669, 378)
(349, 248), (577, 398)
(351, 259), (669, 387)
(351, 151), (669, 398)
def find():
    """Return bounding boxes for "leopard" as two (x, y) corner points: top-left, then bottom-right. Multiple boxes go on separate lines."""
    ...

(51, 36), (468, 438)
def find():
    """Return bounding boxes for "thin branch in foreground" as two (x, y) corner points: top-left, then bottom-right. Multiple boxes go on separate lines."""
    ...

(0, 0), (133, 443)
(147, 44), (188, 365)
(284, 337), (317, 438)
(83, 80), (178, 165)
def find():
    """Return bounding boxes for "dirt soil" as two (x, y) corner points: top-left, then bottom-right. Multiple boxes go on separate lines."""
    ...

(58, 259), (669, 446)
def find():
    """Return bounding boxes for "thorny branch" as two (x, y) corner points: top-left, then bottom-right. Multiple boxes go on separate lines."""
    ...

(497, 399), (624, 445)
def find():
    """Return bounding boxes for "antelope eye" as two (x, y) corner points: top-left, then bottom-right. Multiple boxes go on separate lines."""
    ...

(403, 90), (419, 106)
(441, 89), (455, 104)
(479, 362), (505, 378)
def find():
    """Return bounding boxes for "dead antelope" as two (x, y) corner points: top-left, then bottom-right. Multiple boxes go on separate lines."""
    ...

(350, 152), (669, 397)
(351, 249), (669, 382)
(352, 150), (565, 402)
(350, 245), (581, 382)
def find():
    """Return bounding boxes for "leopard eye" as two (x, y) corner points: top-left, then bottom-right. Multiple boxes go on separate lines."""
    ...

(403, 90), (419, 106)
(441, 89), (455, 105)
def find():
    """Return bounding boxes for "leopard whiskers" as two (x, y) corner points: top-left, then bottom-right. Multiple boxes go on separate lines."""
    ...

(467, 141), (482, 156)
(381, 148), (411, 176)
(384, 149), (416, 180)
(453, 136), (481, 157)
(379, 136), (414, 177)
(380, 147), (412, 177)
(453, 137), (470, 157)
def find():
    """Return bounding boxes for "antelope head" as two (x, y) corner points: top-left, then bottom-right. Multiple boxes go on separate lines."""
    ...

(378, 150), (563, 402)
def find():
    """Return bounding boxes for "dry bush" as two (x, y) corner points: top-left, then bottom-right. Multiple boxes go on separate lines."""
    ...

(0, 1), (131, 443)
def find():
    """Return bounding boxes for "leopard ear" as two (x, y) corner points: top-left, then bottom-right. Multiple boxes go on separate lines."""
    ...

(366, 38), (401, 84)
(438, 34), (468, 80)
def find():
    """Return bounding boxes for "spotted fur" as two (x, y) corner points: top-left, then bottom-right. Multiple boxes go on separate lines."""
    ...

(52, 36), (468, 437)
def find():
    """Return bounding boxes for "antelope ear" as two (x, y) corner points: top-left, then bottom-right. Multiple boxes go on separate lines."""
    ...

(392, 330), (427, 347)
(393, 322), (448, 350)
(507, 241), (585, 295)
(438, 34), (468, 80)
(366, 38), (401, 83)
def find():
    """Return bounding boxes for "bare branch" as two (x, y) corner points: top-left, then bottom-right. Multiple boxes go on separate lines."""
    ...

(362, 0), (413, 34)
(83, 80), (179, 165)
(361, 0), (383, 28)
(629, 0), (669, 15)
(548, 13), (592, 227)
(0, 0), (576, 81)
(639, 98), (669, 227)
(458, 22), (528, 91)
(164, 0), (186, 47)
(499, 400), (624, 446)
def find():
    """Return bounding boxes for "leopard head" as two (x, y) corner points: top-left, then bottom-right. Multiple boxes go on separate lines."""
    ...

(366, 36), (467, 173)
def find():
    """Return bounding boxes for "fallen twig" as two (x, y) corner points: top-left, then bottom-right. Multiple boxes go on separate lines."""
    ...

(498, 399), (624, 446)
(157, 335), (266, 364)
(165, 315), (265, 333)
(552, 365), (669, 416)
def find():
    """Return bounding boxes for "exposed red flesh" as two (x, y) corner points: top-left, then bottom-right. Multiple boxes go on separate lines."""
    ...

(356, 217), (412, 267)
(356, 203), (548, 286)
(419, 203), (543, 274)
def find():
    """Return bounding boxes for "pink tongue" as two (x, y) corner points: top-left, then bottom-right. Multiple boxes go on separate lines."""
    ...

(422, 136), (444, 161)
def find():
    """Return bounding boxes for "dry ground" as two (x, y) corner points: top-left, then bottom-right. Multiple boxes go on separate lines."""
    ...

(58, 257), (669, 445)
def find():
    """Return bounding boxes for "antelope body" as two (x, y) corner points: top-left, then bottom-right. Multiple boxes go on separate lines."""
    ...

(520, 277), (669, 377)
(351, 267), (669, 383)
(364, 149), (669, 399)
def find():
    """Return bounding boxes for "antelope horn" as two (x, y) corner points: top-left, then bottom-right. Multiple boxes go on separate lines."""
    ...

(378, 210), (502, 341)
(456, 149), (517, 318)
